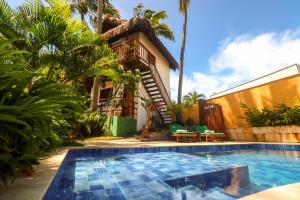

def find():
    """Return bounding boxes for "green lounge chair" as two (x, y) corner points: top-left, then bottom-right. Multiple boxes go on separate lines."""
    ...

(195, 125), (225, 142)
(169, 124), (199, 142)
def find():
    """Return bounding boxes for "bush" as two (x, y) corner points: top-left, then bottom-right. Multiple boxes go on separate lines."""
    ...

(0, 41), (85, 185)
(241, 103), (300, 127)
(73, 111), (107, 137)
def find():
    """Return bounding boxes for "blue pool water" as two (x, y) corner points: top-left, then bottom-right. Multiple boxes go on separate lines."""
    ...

(44, 145), (300, 200)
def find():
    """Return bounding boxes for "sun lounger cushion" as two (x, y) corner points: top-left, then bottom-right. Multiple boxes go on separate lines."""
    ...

(170, 124), (183, 134)
(195, 125), (224, 134)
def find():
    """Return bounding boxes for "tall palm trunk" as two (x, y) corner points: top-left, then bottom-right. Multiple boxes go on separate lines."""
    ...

(96, 0), (103, 34)
(91, 0), (103, 111)
(78, 0), (85, 23)
(177, 7), (187, 122)
(178, 8), (187, 104)
(80, 13), (85, 22)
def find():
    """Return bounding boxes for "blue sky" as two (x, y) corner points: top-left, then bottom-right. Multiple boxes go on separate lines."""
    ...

(8, 0), (300, 99)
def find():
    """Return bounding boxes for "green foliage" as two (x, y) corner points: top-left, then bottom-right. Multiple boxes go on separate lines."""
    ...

(134, 3), (175, 41)
(241, 103), (300, 127)
(70, 0), (120, 27)
(166, 101), (183, 123)
(0, 40), (85, 185)
(0, 0), (115, 89)
(140, 97), (157, 111)
(183, 91), (205, 107)
(0, 0), (139, 185)
(74, 111), (107, 137)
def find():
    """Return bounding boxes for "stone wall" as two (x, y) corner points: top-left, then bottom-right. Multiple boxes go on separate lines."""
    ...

(227, 125), (300, 143)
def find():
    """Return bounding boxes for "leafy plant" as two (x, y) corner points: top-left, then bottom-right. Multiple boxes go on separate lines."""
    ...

(73, 111), (107, 137)
(166, 101), (182, 123)
(241, 103), (300, 127)
(0, 0), (115, 92)
(0, 40), (85, 185)
(141, 97), (160, 130)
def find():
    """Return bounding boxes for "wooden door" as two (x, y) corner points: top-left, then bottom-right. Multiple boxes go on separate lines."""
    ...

(199, 101), (227, 137)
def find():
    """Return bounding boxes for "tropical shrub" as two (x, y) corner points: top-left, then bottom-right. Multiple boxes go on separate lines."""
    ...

(0, 40), (85, 185)
(72, 111), (107, 137)
(0, 0), (114, 92)
(241, 103), (300, 127)
(166, 101), (182, 123)
(0, 0), (140, 185)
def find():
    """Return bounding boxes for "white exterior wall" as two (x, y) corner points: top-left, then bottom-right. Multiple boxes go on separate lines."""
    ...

(136, 82), (150, 131)
(138, 32), (171, 96)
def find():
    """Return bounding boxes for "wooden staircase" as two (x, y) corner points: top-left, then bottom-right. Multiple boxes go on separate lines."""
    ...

(141, 65), (173, 125)
(110, 38), (173, 125)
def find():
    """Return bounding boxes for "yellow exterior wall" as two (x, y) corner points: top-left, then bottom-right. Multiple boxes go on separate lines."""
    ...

(138, 32), (171, 96)
(182, 104), (200, 125)
(208, 75), (300, 129)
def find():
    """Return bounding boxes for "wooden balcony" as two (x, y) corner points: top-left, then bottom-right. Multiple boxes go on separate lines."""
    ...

(111, 39), (156, 71)
(98, 97), (137, 117)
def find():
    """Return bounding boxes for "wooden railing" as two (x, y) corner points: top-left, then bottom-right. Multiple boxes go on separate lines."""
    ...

(98, 97), (137, 117)
(111, 39), (171, 105)
(111, 39), (156, 67)
(149, 64), (171, 105)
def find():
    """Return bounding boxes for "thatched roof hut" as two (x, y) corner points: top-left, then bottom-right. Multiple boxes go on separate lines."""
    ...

(102, 15), (179, 70)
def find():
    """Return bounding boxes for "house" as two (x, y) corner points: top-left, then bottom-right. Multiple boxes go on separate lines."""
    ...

(92, 15), (178, 136)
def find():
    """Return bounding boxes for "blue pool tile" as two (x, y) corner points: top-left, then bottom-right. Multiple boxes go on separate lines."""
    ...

(158, 191), (174, 199)
(44, 144), (300, 200)
(117, 180), (131, 186)
(90, 184), (104, 190)
(138, 175), (152, 182)
(106, 188), (123, 196)
(108, 194), (126, 200)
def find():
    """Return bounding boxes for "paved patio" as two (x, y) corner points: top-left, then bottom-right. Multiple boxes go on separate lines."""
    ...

(0, 137), (300, 200)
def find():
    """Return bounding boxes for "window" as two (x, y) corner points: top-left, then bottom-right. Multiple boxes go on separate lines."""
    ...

(99, 88), (112, 102)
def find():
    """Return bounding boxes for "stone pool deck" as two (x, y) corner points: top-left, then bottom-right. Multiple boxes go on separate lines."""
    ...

(0, 138), (300, 200)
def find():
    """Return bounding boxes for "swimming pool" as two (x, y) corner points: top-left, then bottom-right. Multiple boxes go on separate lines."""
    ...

(44, 144), (300, 200)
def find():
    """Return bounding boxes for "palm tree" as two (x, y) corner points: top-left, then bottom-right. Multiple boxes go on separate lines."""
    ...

(90, 0), (103, 111)
(70, 0), (88, 22)
(133, 3), (174, 41)
(166, 101), (182, 123)
(70, 0), (120, 25)
(177, 0), (191, 104)
(0, 0), (121, 101)
(183, 91), (205, 105)
(89, 0), (120, 28)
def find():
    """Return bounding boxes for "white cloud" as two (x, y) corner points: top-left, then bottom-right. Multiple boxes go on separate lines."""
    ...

(171, 29), (300, 100)
(170, 71), (228, 101)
